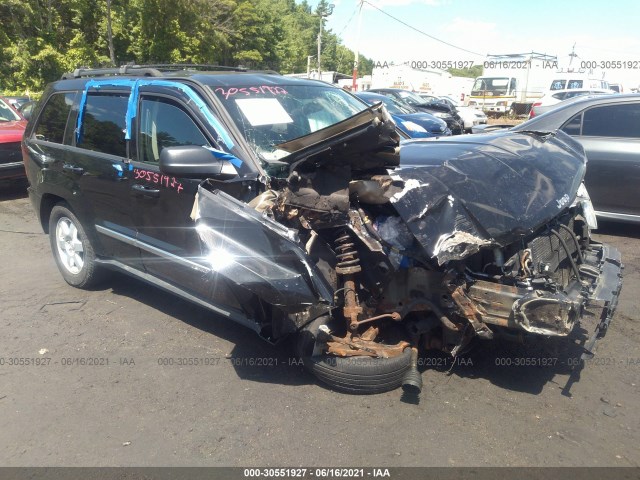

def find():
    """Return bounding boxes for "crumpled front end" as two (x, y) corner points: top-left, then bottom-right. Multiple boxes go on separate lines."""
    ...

(194, 108), (622, 371)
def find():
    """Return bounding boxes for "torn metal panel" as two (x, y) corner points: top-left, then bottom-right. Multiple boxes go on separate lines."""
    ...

(390, 130), (586, 263)
(512, 291), (579, 336)
(194, 186), (333, 309)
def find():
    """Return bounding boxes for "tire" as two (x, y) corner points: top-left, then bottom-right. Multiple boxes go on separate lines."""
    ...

(49, 203), (103, 288)
(295, 316), (412, 394)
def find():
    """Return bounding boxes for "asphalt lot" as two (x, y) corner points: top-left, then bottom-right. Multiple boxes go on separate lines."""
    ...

(0, 179), (638, 467)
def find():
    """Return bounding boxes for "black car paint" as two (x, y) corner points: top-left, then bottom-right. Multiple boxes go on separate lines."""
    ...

(512, 94), (640, 223)
(394, 131), (585, 263)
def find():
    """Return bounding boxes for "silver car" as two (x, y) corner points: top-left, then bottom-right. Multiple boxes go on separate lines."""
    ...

(529, 88), (616, 118)
(513, 94), (640, 223)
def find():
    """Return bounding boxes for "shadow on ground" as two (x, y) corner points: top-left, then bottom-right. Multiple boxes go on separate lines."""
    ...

(105, 270), (595, 397)
(0, 178), (28, 201)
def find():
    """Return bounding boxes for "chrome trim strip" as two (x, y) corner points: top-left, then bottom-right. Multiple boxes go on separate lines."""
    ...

(0, 161), (24, 169)
(595, 210), (640, 223)
(95, 224), (210, 274)
(95, 258), (260, 332)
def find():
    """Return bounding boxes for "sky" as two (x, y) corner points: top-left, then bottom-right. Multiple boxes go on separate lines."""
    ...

(304, 0), (640, 88)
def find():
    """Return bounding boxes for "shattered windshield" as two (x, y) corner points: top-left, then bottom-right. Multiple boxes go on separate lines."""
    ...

(210, 84), (367, 160)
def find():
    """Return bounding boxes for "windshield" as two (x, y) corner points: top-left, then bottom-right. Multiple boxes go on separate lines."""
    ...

(396, 90), (428, 105)
(471, 77), (510, 95)
(359, 95), (415, 115)
(210, 84), (367, 159)
(0, 98), (21, 122)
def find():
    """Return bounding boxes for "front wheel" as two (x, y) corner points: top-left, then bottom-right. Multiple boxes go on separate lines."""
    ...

(295, 316), (412, 394)
(49, 203), (103, 288)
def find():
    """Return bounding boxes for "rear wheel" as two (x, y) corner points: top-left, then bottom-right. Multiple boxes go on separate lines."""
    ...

(295, 316), (412, 394)
(49, 203), (103, 288)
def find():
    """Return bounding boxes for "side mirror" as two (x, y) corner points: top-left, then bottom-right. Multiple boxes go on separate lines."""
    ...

(159, 145), (238, 179)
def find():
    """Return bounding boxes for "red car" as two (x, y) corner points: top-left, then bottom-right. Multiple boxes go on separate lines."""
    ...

(0, 96), (27, 180)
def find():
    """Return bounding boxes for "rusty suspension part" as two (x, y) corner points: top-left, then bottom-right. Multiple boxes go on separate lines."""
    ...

(334, 231), (363, 331)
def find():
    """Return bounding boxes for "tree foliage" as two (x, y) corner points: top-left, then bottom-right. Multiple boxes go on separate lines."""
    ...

(447, 65), (483, 79)
(0, 0), (372, 94)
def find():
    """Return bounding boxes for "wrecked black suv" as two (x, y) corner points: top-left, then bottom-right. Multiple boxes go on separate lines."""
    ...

(23, 65), (623, 394)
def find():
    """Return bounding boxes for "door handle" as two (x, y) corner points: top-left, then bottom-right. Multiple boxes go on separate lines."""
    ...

(62, 164), (84, 175)
(131, 183), (160, 198)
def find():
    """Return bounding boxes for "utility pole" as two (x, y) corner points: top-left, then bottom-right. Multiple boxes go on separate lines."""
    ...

(352, 0), (363, 91)
(317, 3), (335, 82)
(307, 55), (315, 78)
(568, 43), (577, 68)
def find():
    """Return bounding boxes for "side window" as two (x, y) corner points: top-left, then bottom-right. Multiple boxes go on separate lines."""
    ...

(562, 113), (582, 136)
(138, 96), (210, 164)
(551, 80), (566, 90)
(34, 92), (77, 144)
(78, 93), (128, 157)
(567, 80), (583, 89)
(582, 103), (640, 138)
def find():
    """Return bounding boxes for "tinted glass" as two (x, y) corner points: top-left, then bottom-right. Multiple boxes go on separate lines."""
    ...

(582, 103), (640, 138)
(138, 97), (209, 163)
(567, 80), (583, 89)
(79, 93), (128, 157)
(34, 92), (76, 143)
(550, 80), (566, 90)
(562, 113), (582, 135)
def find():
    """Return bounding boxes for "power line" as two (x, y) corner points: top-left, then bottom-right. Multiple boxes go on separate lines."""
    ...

(363, 0), (484, 57)
(336, 3), (360, 38)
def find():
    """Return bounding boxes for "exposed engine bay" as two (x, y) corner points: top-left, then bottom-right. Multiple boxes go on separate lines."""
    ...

(193, 104), (623, 394)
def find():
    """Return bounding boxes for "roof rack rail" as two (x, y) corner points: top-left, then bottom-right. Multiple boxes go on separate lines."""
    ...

(61, 64), (256, 80)
(135, 64), (249, 72)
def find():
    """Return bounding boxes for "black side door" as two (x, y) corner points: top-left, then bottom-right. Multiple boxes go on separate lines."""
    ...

(68, 88), (143, 266)
(128, 85), (257, 302)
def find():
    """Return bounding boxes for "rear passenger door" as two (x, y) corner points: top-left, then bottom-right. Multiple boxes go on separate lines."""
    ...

(70, 88), (143, 266)
(564, 102), (640, 217)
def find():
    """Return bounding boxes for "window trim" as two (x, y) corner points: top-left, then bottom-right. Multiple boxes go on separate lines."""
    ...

(135, 92), (216, 166)
(568, 102), (640, 139)
(31, 90), (79, 146)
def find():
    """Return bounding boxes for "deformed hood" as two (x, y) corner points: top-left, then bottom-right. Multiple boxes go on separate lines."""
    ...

(390, 130), (587, 264)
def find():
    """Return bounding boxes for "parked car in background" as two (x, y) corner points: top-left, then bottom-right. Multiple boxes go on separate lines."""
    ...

(529, 88), (616, 118)
(17, 100), (37, 120)
(369, 88), (464, 134)
(436, 95), (488, 132)
(356, 91), (451, 138)
(513, 94), (640, 223)
(0, 96), (27, 180)
(609, 83), (623, 93)
(4, 96), (31, 110)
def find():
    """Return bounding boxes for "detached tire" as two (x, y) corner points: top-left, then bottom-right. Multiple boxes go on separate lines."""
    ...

(49, 203), (103, 289)
(295, 316), (412, 394)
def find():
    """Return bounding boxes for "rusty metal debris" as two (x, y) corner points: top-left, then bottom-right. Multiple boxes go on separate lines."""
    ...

(325, 326), (410, 358)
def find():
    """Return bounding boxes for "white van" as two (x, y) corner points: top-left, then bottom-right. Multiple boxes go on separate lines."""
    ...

(549, 74), (609, 91)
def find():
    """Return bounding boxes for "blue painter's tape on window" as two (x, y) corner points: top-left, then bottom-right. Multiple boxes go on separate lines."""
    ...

(205, 147), (243, 168)
(75, 78), (236, 154)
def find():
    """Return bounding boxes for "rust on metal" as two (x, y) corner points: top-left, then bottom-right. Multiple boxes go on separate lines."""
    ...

(451, 285), (493, 338)
(326, 326), (410, 358)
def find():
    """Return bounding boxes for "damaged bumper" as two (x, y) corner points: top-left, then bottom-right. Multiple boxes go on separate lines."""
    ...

(467, 242), (623, 348)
